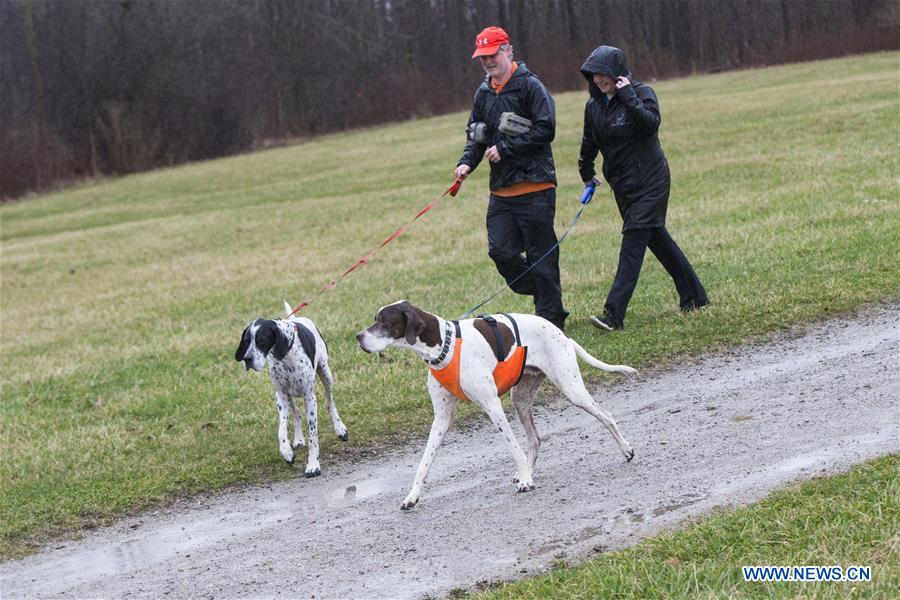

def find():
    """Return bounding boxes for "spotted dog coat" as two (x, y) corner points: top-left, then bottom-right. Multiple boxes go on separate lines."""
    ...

(236, 303), (349, 477)
(356, 300), (636, 510)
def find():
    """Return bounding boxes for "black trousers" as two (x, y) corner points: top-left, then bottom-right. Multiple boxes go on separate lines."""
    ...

(486, 188), (568, 326)
(604, 226), (707, 326)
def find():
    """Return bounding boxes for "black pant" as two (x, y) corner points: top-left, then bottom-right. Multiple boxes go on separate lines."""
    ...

(604, 226), (707, 326)
(486, 189), (568, 326)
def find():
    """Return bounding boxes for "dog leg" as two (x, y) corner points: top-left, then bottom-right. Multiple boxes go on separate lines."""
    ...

(510, 371), (546, 475)
(317, 361), (348, 441)
(275, 392), (295, 464)
(304, 391), (321, 477)
(471, 388), (534, 492)
(402, 383), (458, 510)
(289, 397), (305, 450)
(548, 368), (634, 461)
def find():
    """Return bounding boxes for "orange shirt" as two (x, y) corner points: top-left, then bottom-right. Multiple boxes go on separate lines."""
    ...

(491, 181), (556, 197)
(490, 61), (518, 94)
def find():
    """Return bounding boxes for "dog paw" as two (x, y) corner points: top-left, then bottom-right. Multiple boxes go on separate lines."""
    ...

(337, 428), (349, 442)
(280, 448), (295, 465)
(516, 480), (536, 493)
(304, 458), (321, 477)
(292, 441), (305, 451)
(625, 448), (635, 462)
(400, 497), (418, 510)
(513, 470), (532, 484)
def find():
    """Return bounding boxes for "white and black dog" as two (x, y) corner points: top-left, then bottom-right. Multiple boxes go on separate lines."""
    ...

(357, 301), (635, 509)
(236, 302), (349, 476)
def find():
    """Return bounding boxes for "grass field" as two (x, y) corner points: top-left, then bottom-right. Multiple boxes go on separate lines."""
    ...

(1, 51), (898, 562)
(472, 454), (899, 599)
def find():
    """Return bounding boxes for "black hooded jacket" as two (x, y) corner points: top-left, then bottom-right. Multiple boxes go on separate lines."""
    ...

(458, 62), (557, 191)
(578, 46), (669, 231)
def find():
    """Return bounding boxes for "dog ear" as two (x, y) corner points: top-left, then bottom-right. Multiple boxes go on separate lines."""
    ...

(272, 325), (293, 360)
(402, 305), (425, 345)
(235, 326), (251, 361)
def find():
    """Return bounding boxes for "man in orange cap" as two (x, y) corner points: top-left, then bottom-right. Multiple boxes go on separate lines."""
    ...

(454, 26), (568, 331)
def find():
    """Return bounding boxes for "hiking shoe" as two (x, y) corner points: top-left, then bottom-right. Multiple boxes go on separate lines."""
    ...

(680, 300), (710, 313)
(589, 315), (622, 331)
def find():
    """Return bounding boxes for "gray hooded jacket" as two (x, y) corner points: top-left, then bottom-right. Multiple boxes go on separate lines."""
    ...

(578, 45), (669, 231)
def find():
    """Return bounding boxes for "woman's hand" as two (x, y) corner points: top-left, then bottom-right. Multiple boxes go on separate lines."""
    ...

(615, 76), (631, 90)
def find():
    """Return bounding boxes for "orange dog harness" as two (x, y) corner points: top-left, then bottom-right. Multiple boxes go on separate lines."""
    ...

(429, 316), (528, 402)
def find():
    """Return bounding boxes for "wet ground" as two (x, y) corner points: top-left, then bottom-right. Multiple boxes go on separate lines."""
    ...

(2, 306), (898, 599)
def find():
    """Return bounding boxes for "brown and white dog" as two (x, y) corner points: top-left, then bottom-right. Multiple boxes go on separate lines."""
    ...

(356, 300), (636, 510)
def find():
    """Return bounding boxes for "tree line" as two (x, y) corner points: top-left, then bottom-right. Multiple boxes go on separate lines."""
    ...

(1, 0), (897, 200)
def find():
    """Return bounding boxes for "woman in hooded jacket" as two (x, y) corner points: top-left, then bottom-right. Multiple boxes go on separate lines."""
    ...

(579, 45), (708, 331)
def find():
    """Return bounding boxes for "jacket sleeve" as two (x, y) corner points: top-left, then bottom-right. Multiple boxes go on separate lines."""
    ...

(578, 102), (599, 182)
(617, 83), (661, 134)
(457, 91), (486, 171)
(496, 78), (555, 161)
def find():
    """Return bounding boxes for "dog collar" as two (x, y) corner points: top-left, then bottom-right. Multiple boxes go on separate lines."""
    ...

(427, 321), (456, 366)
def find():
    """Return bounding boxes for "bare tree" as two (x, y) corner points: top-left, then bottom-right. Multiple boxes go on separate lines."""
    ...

(1, 0), (897, 199)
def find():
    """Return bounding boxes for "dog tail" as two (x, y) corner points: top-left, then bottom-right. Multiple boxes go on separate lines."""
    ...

(570, 338), (638, 375)
(283, 300), (295, 318)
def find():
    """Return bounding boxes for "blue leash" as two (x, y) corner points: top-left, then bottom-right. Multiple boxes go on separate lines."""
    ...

(459, 182), (597, 319)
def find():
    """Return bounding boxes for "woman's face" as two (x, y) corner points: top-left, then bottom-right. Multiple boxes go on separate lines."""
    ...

(593, 73), (617, 96)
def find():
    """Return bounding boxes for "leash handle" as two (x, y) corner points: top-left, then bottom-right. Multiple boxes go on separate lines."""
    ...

(580, 181), (597, 205)
(444, 177), (464, 197)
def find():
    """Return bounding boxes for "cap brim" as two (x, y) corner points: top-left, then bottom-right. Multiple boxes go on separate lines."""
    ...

(472, 45), (502, 58)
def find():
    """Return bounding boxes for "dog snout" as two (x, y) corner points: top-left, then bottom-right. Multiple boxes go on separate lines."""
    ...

(356, 330), (371, 352)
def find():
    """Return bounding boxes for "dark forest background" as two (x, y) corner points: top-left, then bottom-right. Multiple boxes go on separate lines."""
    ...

(1, 0), (897, 200)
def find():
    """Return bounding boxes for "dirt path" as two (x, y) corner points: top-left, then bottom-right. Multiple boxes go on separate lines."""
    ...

(3, 306), (898, 599)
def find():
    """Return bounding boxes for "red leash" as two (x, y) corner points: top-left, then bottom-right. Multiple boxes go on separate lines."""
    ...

(287, 178), (464, 317)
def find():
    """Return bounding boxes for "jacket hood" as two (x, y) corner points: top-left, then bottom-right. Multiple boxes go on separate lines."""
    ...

(581, 46), (632, 98)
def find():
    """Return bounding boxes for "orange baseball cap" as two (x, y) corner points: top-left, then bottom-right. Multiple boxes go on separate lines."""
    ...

(472, 26), (509, 58)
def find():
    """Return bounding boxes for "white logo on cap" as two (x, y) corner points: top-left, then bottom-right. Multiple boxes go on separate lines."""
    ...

(478, 37), (488, 46)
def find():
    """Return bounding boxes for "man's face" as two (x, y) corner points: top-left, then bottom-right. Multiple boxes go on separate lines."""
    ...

(479, 46), (513, 81)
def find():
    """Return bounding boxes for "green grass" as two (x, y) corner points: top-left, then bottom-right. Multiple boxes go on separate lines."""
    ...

(473, 454), (899, 599)
(1, 52), (898, 561)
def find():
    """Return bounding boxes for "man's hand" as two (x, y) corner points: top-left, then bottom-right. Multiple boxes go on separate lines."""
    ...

(615, 76), (631, 90)
(454, 164), (472, 179)
(485, 145), (502, 163)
